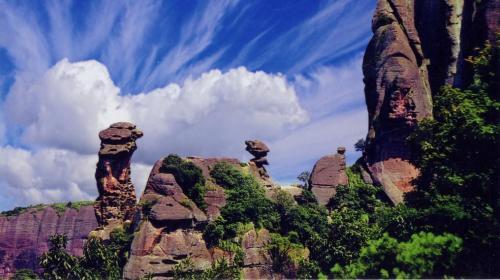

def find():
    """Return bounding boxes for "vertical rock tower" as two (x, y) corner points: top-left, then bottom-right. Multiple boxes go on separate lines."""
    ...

(362, 0), (499, 204)
(94, 122), (143, 226)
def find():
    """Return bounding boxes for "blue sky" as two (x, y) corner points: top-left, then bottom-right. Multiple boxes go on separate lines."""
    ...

(0, 0), (376, 210)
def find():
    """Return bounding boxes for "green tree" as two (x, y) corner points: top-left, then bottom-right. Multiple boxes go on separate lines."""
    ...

(297, 171), (311, 189)
(332, 232), (462, 279)
(407, 41), (500, 276)
(39, 235), (83, 280)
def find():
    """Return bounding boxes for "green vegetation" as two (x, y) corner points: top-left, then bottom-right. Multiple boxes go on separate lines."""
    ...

(204, 162), (279, 245)
(29, 41), (499, 279)
(1, 201), (94, 217)
(404, 41), (500, 276)
(12, 269), (39, 280)
(332, 232), (462, 278)
(325, 41), (499, 278)
(39, 227), (133, 279)
(296, 171), (310, 189)
(172, 257), (241, 280)
(159, 154), (207, 210)
(138, 199), (157, 217)
(266, 232), (307, 277)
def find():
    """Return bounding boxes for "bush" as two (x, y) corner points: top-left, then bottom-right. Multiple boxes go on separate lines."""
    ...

(331, 232), (463, 278)
(12, 269), (39, 280)
(204, 163), (279, 244)
(39, 228), (133, 280)
(267, 233), (306, 276)
(159, 154), (207, 210)
(172, 257), (241, 280)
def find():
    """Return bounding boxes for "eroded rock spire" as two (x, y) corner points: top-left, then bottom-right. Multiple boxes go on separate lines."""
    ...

(94, 122), (143, 226)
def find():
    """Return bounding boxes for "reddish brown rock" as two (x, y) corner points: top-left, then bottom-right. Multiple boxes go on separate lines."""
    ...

(241, 229), (279, 279)
(124, 156), (234, 279)
(94, 122), (143, 225)
(203, 188), (226, 221)
(362, 0), (500, 204)
(309, 147), (348, 205)
(0, 205), (98, 278)
(245, 140), (275, 188)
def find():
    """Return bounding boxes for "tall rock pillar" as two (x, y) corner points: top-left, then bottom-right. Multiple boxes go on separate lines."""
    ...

(94, 122), (143, 226)
(362, 0), (498, 204)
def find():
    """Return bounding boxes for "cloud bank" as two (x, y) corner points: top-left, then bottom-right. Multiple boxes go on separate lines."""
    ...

(0, 59), (310, 208)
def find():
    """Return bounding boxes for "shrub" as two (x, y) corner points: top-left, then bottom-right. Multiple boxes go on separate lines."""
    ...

(159, 154), (207, 210)
(12, 269), (39, 280)
(172, 257), (241, 280)
(331, 232), (463, 278)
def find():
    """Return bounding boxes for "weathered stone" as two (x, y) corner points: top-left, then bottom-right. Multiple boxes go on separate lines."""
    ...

(362, 0), (499, 204)
(241, 228), (279, 279)
(94, 122), (143, 225)
(0, 205), (98, 278)
(309, 147), (348, 205)
(124, 228), (213, 279)
(203, 188), (226, 221)
(245, 140), (274, 187)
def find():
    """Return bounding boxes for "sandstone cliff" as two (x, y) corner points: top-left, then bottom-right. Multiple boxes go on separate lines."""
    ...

(0, 204), (98, 278)
(362, 0), (499, 204)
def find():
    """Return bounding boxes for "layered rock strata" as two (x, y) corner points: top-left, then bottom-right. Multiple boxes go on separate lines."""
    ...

(0, 205), (98, 278)
(94, 122), (143, 226)
(362, 0), (499, 204)
(309, 147), (348, 206)
(241, 229), (276, 279)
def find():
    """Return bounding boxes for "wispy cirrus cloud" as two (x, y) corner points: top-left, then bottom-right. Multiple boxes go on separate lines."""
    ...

(0, 1), (376, 210)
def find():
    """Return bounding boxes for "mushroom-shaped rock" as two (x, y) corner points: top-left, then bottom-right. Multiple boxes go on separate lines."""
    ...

(245, 140), (271, 183)
(309, 147), (348, 206)
(94, 122), (143, 226)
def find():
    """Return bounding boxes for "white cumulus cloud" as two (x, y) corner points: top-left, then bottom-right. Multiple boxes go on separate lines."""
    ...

(0, 58), (309, 209)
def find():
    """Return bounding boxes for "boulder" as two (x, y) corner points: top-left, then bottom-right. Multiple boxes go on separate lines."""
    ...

(309, 147), (348, 205)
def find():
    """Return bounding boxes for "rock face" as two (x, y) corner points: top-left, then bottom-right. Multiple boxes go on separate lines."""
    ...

(309, 147), (348, 206)
(0, 205), (98, 278)
(245, 140), (273, 187)
(241, 229), (275, 279)
(362, 0), (499, 204)
(123, 156), (240, 279)
(94, 122), (143, 225)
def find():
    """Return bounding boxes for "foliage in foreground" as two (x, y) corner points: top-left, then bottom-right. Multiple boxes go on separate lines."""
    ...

(39, 227), (133, 280)
(172, 257), (241, 280)
(332, 232), (462, 278)
(406, 40), (500, 276)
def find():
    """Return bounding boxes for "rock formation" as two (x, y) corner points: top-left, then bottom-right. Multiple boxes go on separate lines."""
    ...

(94, 122), (143, 226)
(0, 205), (98, 278)
(123, 156), (242, 279)
(245, 140), (273, 187)
(362, 0), (499, 204)
(309, 147), (348, 206)
(241, 229), (275, 279)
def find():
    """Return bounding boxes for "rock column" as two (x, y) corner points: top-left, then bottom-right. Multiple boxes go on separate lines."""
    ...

(94, 122), (143, 226)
